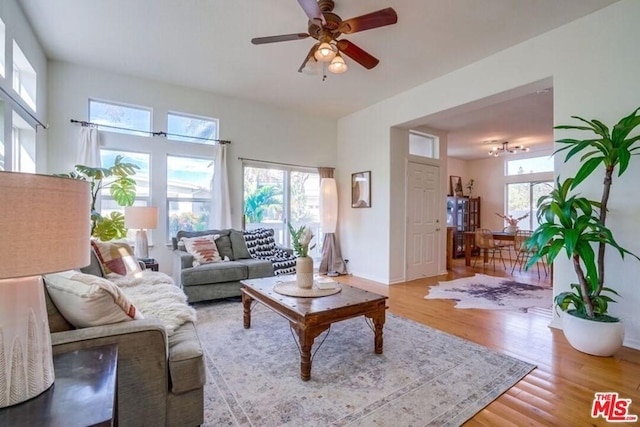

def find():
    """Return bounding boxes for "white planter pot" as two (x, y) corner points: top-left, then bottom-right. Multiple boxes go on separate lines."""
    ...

(562, 311), (624, 357)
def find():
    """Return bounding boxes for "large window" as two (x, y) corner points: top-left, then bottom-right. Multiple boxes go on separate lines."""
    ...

(243, 163), (320, 259)
(167, 155), (214, 238)
(167, 112), (218, 144)
(507, 156), (553, 176)
(100, 149), (150, 239)
(12, 41), (36, 111)
(507, 181), (554, 230)
(89, 99), (152, 136)
(11, 112), (35, 173)
(0, 18), (5, 78)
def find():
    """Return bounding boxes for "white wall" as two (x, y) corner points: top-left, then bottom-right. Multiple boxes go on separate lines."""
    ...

(337, 0), (640, 348)
(46, 61), (337, 273)
(0, 0), (47, 172)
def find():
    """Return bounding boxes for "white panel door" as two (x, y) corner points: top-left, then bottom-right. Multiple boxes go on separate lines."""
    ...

(406, 162), (439, 280)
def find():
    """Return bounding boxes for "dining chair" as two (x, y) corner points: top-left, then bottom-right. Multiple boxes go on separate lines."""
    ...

(473, 229), (507, 271)
(511, 229), (547, 278)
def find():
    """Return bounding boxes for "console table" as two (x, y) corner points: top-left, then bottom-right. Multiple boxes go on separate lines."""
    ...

(0, 344), (118, 426)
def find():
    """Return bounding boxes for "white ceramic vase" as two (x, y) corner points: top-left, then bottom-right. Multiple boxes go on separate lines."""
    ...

(296, 256), (314, 289)
(505, 225), (518, 234)
(562, 311), (624, 357)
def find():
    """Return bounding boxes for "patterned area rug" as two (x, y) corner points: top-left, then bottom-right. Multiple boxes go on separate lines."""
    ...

(425, 274), (552, 312)
(195, 300), (535, 426)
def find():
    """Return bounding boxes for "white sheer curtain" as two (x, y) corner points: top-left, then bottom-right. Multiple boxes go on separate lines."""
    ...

(209, 144), (232, 229)
(77, 127), (101, 167)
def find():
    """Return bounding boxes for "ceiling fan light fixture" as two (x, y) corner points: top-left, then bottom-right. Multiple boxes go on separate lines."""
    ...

(328, 54), (348, 74)
(314, 42), (337, 62)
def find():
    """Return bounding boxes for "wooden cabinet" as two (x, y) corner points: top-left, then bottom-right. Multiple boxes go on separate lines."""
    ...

(446, 196), (481, 258)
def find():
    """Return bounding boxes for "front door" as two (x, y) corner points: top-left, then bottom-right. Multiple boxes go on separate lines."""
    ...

(406, 162), (439, 280)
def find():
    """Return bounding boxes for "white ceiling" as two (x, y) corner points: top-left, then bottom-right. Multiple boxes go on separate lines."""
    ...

(18, 0), (616, 158)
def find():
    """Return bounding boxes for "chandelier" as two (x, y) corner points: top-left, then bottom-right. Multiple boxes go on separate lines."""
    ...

(487, 141), (529, 157)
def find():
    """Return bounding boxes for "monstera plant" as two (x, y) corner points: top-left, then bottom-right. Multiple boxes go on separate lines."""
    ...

(58, 155), (139, 241)
(526, 106), (640, 356)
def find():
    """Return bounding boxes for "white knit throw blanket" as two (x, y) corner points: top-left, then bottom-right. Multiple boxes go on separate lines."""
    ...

(108, 271), (196, 335)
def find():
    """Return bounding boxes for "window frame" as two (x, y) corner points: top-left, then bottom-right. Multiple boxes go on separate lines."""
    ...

(166, 111), (219, 144)
(89, 98), (153, 137)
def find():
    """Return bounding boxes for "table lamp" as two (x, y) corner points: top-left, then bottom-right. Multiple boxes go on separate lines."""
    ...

(0, 172), (90, 408)
(124, 206), (158, 260)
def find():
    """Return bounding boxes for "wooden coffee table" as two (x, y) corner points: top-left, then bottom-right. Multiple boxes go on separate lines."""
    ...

(241, 276), (388, 381)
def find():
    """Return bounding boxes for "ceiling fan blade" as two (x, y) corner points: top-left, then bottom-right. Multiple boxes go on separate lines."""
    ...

(336, 39), (379, 69)
(338, 7), (398, 34)
(251, 33), (310, 45)
(298, 43), (320, 73)
(297, 0), (325, 26)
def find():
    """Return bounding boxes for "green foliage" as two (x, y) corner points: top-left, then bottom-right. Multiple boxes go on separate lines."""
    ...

(526, 107), (640, 321)
(287, 222), (316, 258)
(58, 155), (139, 241)
(244, 184), (282, 223)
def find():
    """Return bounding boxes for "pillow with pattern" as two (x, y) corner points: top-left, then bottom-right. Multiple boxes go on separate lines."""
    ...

(243, 228), (276, 259)
(181, 234), (222, 266)
(44, 270), (144, 328)
(91, 240), (142, 276)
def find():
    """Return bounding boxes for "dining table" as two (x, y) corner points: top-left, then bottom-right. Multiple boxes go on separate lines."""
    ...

(463, 231), (515, 266)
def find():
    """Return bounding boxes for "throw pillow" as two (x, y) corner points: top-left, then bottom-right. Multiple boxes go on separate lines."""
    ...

(230, 229), (251, 259)
(91, 240), (142, 276)
(181, 234), (222, 266)
(44, 270), (144, 328)
(243, 228), (276, 259)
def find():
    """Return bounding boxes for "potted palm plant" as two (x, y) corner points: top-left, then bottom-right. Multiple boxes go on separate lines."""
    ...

(526, 106), (640, 356)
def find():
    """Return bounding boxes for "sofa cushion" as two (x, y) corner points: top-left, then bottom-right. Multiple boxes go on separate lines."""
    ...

(80, 247), (106, 277)
(168, 322), (206, 394)
(44, 271), (144, 328)
(230, 229), (251, 259)
(176, 229), (235, 260)
(181, 235), (222, 266)
(236, 259), (275, 279)
(181, 261), (248, 287)
(91, 240), (142, 276)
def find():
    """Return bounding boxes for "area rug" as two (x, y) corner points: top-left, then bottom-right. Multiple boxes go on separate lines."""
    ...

(195, 300), (535, 426)
(424, 274), (552, 312)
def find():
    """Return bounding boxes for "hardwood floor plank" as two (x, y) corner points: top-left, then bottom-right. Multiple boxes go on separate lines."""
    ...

(337, 258), (640, 426)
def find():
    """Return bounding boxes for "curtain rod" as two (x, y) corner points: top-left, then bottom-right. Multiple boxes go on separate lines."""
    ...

(0, 86), (47, 130)
(70, 119), (231, 144)
(237, 157), (322, 169)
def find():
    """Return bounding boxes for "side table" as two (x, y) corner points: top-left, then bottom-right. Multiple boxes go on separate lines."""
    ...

(141, 258), (159, 271)
(0, 344), (118, 426)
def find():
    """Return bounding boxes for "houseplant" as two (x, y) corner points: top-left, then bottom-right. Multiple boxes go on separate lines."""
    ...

(288, 223), (316, 289)
(58, 155), (139, 241)
(495, 212), (529, 234)
(526, 106), (640, 356)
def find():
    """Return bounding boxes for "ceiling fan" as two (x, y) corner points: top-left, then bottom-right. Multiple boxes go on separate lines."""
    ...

(251, 0), (398, 76)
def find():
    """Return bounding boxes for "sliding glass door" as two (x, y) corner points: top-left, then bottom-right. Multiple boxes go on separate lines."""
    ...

(243, 163), (320, 259)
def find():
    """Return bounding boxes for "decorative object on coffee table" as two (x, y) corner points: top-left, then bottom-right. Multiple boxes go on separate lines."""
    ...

(288, 223), (316, 289)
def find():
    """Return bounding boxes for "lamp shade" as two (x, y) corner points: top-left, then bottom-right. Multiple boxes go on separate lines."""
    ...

(320, 178), (338, 233)
(0, 172), (91, 278)
(328, 54), (348, 74)
(314, 42), (337, 62)
(0, 172), (90, 408)
(124, 206), (158, 229)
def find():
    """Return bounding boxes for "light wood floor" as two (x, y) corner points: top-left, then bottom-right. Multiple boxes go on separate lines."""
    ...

(339, 258), (640, 426)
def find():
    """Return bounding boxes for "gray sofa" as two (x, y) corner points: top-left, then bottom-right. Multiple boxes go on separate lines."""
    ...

(43, 249), (205, 427)
(172, 228), (290, 303)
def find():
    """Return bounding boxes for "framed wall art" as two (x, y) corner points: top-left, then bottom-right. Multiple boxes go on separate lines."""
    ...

(450, 175), (463, 197)
(351, 171), (371, 208)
